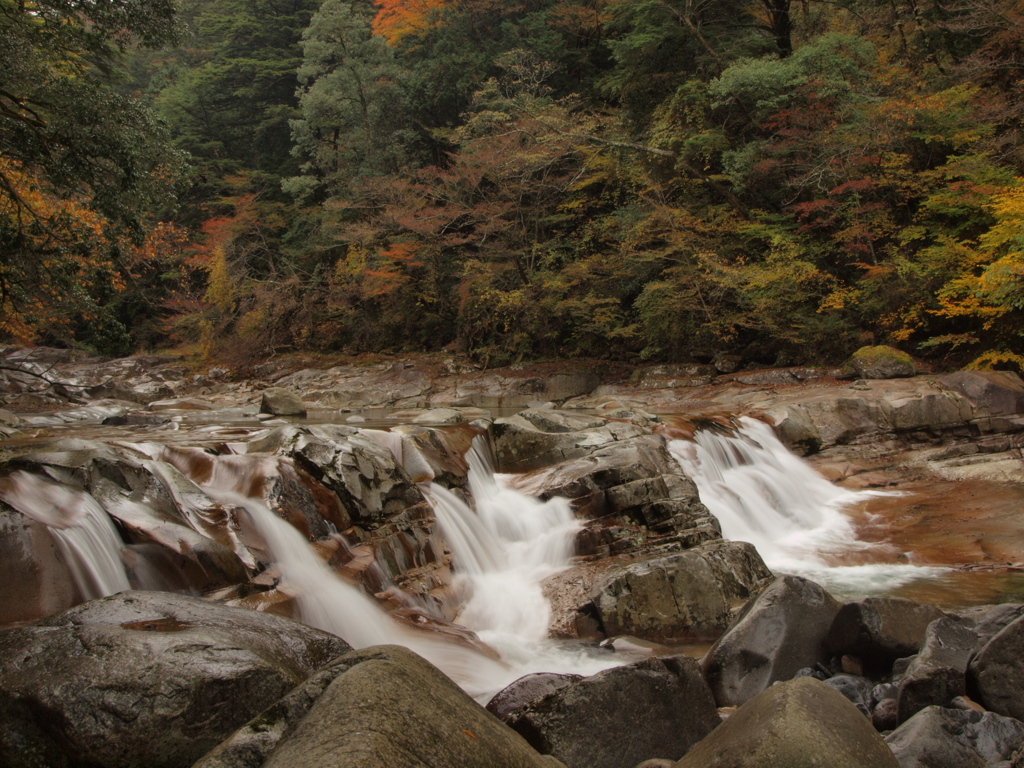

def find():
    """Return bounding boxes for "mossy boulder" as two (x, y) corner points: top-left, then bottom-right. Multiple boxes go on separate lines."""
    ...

(847, 346), (916, 379)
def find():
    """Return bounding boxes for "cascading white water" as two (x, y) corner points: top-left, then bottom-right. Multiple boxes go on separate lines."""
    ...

(668, 417), (945, 597)
(429, 436), (580, 647)
(0, 470), (131, 600)
(207, 487), (516, 696)
(423, 435), (624, 684)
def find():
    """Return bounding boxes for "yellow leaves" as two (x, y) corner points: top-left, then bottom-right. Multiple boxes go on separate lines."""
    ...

(203, 247), (236, 313)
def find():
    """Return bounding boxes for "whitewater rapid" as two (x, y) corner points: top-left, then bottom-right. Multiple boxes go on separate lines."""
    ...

(668, 416), (946, 599)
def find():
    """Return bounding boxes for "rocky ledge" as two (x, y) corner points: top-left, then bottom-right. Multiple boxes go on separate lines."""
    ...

(1, 346), (1024, 766)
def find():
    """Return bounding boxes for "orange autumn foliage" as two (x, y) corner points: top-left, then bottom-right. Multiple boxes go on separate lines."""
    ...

(0, 157), (123, 343)
(372, 0), (449, 45)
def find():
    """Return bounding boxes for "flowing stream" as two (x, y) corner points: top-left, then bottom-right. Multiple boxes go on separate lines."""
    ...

(0, 470), (131, 600)
(4, 409), (1016, 698)
(669, 417), (947, 599)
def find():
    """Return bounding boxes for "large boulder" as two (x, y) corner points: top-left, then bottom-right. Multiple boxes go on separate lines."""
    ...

(591, 541), (772, 642)
(896, 616), (976, 723)
(0, 592), (351, 768)
(701, 574), (841, 707)
(827, 597), (946, 670)
(885, 706), (1024, 768)
(511, 434), (720, 557)
(968, 613), (1024, 721)
(848, 346), (916, 379)
(287, 429), (426, 524)
(195, 644), (562, 768)
(672, 676), (901, 768)
(504, 655), (719, 768)
(487, 673), (583, 721)
(259, 388), (307, 417)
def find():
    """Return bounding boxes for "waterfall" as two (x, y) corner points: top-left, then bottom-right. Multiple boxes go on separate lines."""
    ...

(0, 470), (131, 600)
(423, 435), (620, 684)
(428, 436), (579, 648)
(669, 417), (945, 597)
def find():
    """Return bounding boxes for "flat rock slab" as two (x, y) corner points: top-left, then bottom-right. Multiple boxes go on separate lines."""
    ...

(0, 592), (351, 768)
(673, 676), (901, 768)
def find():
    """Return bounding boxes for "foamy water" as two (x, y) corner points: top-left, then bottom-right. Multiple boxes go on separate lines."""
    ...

(669, 417), (947, 598)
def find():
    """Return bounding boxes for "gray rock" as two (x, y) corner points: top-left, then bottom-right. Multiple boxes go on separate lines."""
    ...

(827, 598), (946, 669)
(260, 387), (307, 417)
(412, 407), (465, 424)
(897, 616), (976, 723)
(511, 434), (719, 557)
(969, 613), (1024, 721)
(885, 706), (1024, 768)
(672, 676), (901, 768)
(849, 346), (916, 379)
(937, 370), (1024, 418)
(702, 574), (841, 707)
(825, 673), (875, 718)
(505, 655), (719, 768)
(490, 409), (646, 474)
(289, 430), (425, 523)
(592, 541), (772, 642)
(487, 673), (583, 721)
(197, 645), (561, 768)
(874, 698), (899, 731)
(0, 592), (351, 768)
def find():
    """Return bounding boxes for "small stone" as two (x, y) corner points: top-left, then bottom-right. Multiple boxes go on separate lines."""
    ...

(842, 654), (865, 676)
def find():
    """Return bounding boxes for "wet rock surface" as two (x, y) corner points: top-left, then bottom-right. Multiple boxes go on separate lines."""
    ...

(969, 613), (1024, 721)
(0, 592), (351, 768)
(590, 541), (772, 642)
(3, 350), (1024, 767)
(896, 616), (976, 723)
(672, 676), (901, 768)
(826, 597), (947, 670)
(885, 706), (1024, 768)
(504, 655), (719, 768)
(196, 644), (562, 768)
(701, 574), (841, 707)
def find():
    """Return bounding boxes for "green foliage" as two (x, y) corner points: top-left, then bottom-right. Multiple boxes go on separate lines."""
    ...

(102, 0), (1024, 368)
(0, 0), (184, 346)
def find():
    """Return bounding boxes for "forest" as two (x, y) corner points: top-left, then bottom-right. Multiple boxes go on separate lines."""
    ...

(4, 0), (1024, 370)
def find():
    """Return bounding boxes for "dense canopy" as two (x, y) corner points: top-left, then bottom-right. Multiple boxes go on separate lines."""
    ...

(5, 0), (1024, 369)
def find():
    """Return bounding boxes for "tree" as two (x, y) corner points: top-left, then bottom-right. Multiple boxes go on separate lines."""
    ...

(287, 0), (420, 198)
(0, 0), (184, 349)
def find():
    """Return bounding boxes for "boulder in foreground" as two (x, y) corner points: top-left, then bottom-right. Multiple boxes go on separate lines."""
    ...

(672, 676), (901, 768)
(702, 574), (840, 707)
(0, 592), (351, 768)
(197, 644), (563, 768)
(504, 654), (719, 768)
(885, 706), (1024, 768)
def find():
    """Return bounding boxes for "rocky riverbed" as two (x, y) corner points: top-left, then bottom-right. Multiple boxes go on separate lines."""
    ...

(1, 346), (1024, 767)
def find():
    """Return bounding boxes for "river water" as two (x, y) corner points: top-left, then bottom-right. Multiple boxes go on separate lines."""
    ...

(3, 407), (1023, 697)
